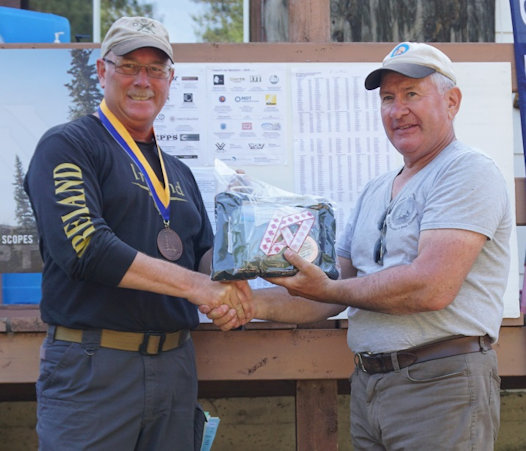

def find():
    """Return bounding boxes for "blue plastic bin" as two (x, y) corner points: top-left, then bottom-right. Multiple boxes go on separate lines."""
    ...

(0, 6), (70, 43)
(2, 273), (42, 304)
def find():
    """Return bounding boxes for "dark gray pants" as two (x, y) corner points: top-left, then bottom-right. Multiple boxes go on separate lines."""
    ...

(350, 349), (501, 450)
(37, 329), (204, 451)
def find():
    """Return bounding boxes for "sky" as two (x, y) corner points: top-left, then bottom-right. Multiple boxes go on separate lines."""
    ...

(148, 0), (205, 43)
(0, 49), (83, 225)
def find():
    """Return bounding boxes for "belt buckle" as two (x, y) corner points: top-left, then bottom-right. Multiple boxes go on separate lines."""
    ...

(354, 352), (369, 373)
(139, 331), (166, 356)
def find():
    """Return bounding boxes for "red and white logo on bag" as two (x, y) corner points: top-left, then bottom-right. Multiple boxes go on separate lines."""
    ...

(260, 210), (314, 256)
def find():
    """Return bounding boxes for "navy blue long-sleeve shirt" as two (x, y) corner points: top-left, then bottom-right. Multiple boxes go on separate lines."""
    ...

(24, 114), (213, 332)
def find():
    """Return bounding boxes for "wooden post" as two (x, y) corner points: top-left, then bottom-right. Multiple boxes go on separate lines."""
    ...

(249, 0), (264, 42)
(296, 379), (339, 450)
(288, 0), (330, 42)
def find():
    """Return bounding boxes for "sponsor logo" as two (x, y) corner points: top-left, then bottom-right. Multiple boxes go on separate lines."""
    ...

(230, 76), (245, 83)
(1, 234), (34, 245)
(250, 75), (262, 82)
(261, 122), (281, 131)
(241, 122), (253, 130)
(248, 143), (265, 150)
(269, 74), (279, 84)
(219, 95), (226, 103)
(213, 74), (224, 85)
(156, 134), (178, 141)
(265, 94), (277, 105)
(220, 123), (227, 130)
(215, 142), (226, 152)
(182, 76), (198, 81)
(183, 93), (193, 103)
(235, 95), (254, 102)
(180, 134), (200, 141)
(156, 113), (165, 121)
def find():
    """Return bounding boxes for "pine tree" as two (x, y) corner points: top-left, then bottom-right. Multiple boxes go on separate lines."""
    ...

(65, 49), (104, 120)
(13, 156), (36, 229)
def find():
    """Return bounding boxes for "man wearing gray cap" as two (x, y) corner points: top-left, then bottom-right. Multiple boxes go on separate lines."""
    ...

(25, 16), (252, 450)
(205, 42), (511, 449)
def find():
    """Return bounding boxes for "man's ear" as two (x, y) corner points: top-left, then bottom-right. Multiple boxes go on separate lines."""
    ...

(447, 86), (462, 120)
(96, 59), (106, 88)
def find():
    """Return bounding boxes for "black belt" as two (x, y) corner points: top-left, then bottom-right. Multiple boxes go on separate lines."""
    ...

(50, 325), (190, 356)
(354, 335), (492, 374)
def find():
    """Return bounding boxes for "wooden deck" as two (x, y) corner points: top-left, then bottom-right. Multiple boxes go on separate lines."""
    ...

(1, 307), (524, 450)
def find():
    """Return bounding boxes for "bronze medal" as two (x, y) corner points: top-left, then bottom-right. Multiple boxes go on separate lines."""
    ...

(298, 236), (319, 263)
(157, 227), (183, 261)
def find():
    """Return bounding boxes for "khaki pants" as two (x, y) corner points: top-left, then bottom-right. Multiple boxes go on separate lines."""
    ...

(350, 349), (500, 451)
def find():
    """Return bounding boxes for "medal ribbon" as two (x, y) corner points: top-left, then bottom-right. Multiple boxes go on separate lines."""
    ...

(98, 99), (171, 222)
(260, 210), (314, 256)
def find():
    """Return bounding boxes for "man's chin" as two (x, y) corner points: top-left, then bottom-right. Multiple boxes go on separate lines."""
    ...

(125, 102), (157, 117)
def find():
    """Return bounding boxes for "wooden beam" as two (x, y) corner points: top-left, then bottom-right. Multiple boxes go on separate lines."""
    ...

(296, 379), (338, 451)
(1, 42), (516, 90)
(495, 326), (526, 376)
(1, 325), (526, 383)
(193, 328), (352, 381)
(0, 333), (41, 383)
(0, 42), (515, 64)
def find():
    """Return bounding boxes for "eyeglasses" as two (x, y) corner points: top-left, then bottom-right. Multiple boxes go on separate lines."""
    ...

(374, 208), (389, 265)
(103, 58), (172, 79)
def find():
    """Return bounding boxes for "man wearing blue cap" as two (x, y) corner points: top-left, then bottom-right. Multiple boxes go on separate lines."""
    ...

(205, 42), (511, 449)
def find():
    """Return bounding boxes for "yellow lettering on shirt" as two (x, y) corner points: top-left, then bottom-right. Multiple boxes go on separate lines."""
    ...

(53, 162), (94, 258)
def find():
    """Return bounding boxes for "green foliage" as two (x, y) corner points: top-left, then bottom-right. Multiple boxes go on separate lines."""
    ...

(27, 0), (155, 42)
(101, 0), (154, 36)
(65, 49), (103, 120)
(27, 0), (91, 41)
(191, 0), (243, 43)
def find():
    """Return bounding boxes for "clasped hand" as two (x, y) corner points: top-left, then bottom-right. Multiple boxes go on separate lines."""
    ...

(199, 278), (254, 327)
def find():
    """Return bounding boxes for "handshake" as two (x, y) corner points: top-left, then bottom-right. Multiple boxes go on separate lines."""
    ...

(199, 280), (255, 331)
(197, 278), (254, 331)
(193, 244), (337, 331)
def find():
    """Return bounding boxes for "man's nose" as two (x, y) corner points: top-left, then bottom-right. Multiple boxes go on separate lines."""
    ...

(134, 66), (150, 84)
(389, 97), (409, 118)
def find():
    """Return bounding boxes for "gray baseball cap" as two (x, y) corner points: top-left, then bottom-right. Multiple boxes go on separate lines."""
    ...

(365, 42), (456, 90)
(101, 16), (174, 63)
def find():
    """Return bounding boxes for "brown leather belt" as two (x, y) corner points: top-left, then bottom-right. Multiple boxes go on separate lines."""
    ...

(52, 325), (190, 356)
(354, 335), (492, 374)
